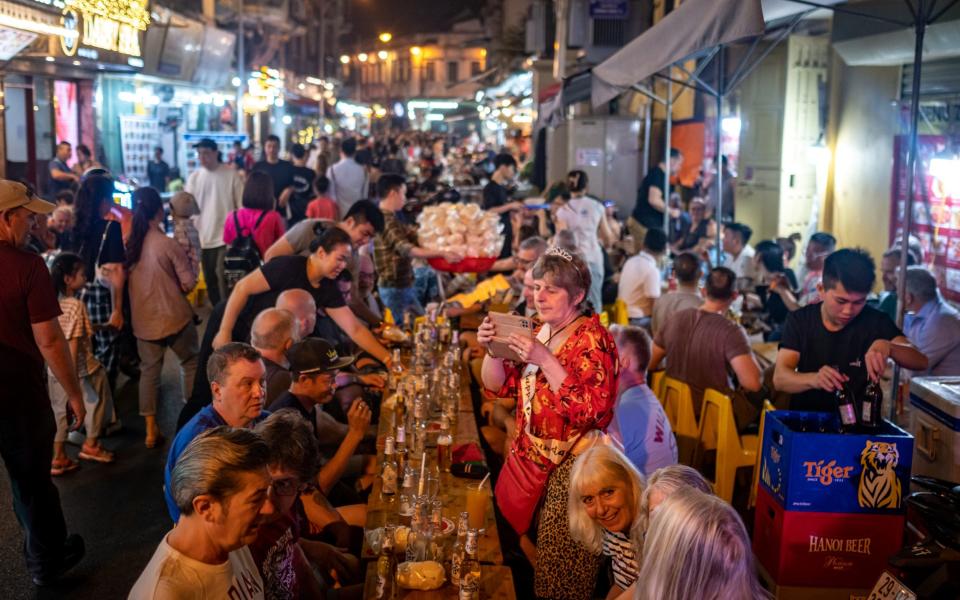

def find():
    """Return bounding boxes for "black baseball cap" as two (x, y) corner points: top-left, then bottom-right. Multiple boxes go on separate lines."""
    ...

(286, 338), (354, 374)
(193, 138), (218, 150)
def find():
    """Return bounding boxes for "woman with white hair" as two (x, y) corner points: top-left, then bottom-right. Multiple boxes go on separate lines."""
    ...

(634, 488), (770, 600)
(568, 445), (645, 599)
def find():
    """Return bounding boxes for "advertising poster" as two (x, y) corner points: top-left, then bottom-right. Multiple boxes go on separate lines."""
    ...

(889, 135), (960, 301)
(53, 80), (79, 156)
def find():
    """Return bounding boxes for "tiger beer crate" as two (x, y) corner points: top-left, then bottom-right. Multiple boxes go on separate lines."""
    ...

(759, 411), (913, 515)
(754, 487), (905, 589)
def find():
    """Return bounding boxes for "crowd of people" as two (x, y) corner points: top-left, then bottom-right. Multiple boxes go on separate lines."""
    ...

(0, 129), (957, 599)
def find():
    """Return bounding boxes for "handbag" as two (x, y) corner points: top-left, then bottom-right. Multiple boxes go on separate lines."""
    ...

(91, 220), (124, 290)
(495, 324), (581, 535)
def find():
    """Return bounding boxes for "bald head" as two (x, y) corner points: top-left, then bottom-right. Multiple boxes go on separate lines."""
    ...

(276, 289), (317, 339)
(251, 308), (297, 350)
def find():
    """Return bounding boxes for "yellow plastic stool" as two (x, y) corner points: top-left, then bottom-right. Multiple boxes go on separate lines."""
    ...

(612, 299), (629, 325)
(649, 370), (666, 401)
(662, 377), (699, 464)
(748, 400), (776, 509)
(696, 389), (759, 503)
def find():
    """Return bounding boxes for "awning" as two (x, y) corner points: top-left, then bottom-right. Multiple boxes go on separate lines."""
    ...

(591, 0), (765, 107)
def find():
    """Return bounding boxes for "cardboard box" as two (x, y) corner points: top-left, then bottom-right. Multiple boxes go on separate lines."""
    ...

(757, 563), (870, 600)
(753, 487), (905, 588)
(759, 411), (913, 514)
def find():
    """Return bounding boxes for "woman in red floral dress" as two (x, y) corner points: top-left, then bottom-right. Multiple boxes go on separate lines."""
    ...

(478, 247), (619, 600)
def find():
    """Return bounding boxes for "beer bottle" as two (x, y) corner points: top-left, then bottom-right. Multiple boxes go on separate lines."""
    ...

(437, 416), (453, 473)
(376, 524), (398, 599)
(389, 348), (404, 393)
(380, 436), (399, 503)
(395, 424), (408, 476)
(861, 380), (883, 430)
(450, 511), (470, 584)
(459, 529), (481, 600)
(835, 380), (858, 433)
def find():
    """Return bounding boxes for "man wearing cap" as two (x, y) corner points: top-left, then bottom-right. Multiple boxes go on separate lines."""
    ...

(164, 342), (271, 522)
(0, 179), (87, 585)
(185, 138), (243, 306)
(269, 338), (372, 510)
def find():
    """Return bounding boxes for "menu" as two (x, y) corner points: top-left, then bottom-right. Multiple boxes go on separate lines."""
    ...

(889, 135), (960, 301)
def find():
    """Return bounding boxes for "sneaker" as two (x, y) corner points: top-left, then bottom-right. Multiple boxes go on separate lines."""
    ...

(78, 445), (114, 464)
(50, 457), (79, 476)
(66, 431), (85, 446)
(32, 534), (85, 586)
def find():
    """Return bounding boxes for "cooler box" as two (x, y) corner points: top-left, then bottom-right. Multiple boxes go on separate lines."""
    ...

(908, 377), (960, 483)
(759, 411), (913, 514)
(753, 487), (905, 588)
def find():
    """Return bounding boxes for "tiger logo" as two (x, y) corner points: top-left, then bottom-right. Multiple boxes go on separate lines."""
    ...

(857, 440), (901, 509)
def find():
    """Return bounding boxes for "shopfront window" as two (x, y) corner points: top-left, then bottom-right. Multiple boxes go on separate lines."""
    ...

(33, 77), (53, 162)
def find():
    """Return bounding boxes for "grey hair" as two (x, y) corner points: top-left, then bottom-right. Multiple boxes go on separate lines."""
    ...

(170, 426), (271, 516)
(637, 465), (712, 540)
(519, 235), (548, 256)
(206, 342), (262, 386)
(254, 409), (320, 483)
(251, 308), (297, 349)
(568, 445), (645, 554)
(636, 489), (771, 600)
(904, 266), (938, 303)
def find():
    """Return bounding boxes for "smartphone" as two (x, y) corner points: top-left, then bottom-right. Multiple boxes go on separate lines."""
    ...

(487, 311), (534, 363)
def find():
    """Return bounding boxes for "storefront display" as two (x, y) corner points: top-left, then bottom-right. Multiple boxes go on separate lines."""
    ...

(119, 115), (159, 184)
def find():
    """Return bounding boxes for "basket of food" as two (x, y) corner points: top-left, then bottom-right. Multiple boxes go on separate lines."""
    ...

(418, 202), (504, 273)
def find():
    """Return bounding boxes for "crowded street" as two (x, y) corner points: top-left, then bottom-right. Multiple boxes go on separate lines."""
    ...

(2, 0), (960, 599)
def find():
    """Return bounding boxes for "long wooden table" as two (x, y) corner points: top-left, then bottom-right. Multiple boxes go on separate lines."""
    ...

(362, 564), (516, 599)
(362, 363), (504, 567)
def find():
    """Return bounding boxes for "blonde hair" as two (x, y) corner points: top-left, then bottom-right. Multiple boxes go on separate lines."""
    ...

(568, 445), (645, 554)
(635, 489), (770, 600)
(637, 465), (712, 537)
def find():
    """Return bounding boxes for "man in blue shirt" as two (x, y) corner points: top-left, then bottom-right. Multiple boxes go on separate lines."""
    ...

(164, 343), (270, 521)
(608, 325), (677, 477)
(904, 266), (960, 376)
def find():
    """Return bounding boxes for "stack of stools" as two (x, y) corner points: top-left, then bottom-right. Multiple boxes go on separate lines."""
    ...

(753, 411), (914, 599)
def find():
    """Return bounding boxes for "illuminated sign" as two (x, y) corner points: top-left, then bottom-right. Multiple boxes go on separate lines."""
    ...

(59, 0), (150, 58)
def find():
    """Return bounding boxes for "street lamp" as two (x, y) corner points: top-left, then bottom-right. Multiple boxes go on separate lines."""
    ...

(340, 55), (350, 64)
(377, 50), (388, 60)
(358, 53), (368, 62)
(379, 32), (392, 43)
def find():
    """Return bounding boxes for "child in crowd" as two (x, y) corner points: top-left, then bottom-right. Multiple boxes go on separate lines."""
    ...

(169, 191), (201, 282)
(306, 175), (338, 221)
(48, 253), (114, 475)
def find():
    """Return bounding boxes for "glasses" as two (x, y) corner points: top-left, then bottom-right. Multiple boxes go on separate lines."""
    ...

(270, 478), (301, 497)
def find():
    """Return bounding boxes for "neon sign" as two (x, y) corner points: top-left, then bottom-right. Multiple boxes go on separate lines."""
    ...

(60, 0), (150, 58)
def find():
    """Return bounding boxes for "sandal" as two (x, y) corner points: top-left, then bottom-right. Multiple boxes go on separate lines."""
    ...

(79, 445), (114, 463)
(50, 457), (80, 476)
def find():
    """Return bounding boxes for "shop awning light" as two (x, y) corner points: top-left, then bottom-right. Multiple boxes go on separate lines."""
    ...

(425, 113), (444, 121)
(357, 53), (368, 62)
(340, 55), (350, 64)
(377, 50), (388, 60)
(0, 15), (78, 40)
(428, 101), (458, 110)
(407, 100), (429, 109)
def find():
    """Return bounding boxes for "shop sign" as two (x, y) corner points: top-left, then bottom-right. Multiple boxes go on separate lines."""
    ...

(59, 0), (150, 58)
(589, 0), (628, 19)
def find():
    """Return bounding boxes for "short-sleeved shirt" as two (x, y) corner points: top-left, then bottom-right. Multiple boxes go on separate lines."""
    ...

(70, 219), (125, 281)
(164, 404), (270, 522)
(556, 196), (605, 266)
(482, 180), (513, 259)
(607, 384), (677, 476)
(654, 308), (753, 412)
(56, 296), (100, 376)
(49, 158), (74, 194)
(253, 159), (296, 200)
(283, 219), (334, 256)
(306, 197), (338, 221)
(780, 304), (903, 412)
(147, 159), (171, 192)
(0, 242), (62, 412)
(617, 252), (662, 319)
(233, 255), (346, 343)
(223, 208), (286, 258)
(601, 530), (639, 591)
(633, 166), (666, 230)
(651, 291), (702, 337)
(129, 534), (264, 599)
(288, 165), (316, 225)
(248, 514), (301, 599)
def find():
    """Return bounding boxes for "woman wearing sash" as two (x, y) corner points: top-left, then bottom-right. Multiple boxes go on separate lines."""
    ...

(478, 247), (619, 599)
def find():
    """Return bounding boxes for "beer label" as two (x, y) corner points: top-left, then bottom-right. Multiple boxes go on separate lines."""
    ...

(861, 402), (872, 422)
(459, 573), (479, 600)
(382, 466), (397, 495)
(451, 555), (462, 582)
(839, 403), (857, 425)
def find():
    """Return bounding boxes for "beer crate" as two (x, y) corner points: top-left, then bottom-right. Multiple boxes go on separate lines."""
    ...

(753, 487), (905, 588)
(758, 563), (870, 600)
(759, 411), (913, 514)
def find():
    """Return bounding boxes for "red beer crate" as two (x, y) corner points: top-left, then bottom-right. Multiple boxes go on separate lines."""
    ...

(753, 487), (905, 588)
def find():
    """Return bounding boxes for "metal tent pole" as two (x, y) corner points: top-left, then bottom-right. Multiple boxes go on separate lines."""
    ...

(236, 0), (245, 135)
(890, 0), (929, 420)
(663, 75), (673, 236)
(715, 46), (725, 253)
(643, 98), (652, 179)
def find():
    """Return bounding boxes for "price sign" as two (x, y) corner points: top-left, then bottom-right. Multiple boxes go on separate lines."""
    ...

(867, 572), (916, 600)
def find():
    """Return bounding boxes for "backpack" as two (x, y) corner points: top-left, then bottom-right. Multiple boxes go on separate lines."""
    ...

(224, 210), (267, 291)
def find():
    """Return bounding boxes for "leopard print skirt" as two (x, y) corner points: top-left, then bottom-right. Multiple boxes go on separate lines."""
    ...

(534, 457), (602, 600)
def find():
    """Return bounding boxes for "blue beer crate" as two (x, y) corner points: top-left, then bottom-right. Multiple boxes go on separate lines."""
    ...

(758, 411), (913, 514)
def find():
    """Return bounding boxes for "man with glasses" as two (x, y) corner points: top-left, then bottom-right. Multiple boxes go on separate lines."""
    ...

(164, 343), (271, 522)
(251, 410), (362, 598)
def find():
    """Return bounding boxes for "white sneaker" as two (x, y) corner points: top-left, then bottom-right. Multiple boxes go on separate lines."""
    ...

(66, 431), (86, 446)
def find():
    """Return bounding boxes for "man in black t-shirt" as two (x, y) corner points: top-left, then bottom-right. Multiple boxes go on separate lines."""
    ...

(482, 153), (523, 259)
(252, 134), (295, 205)
(629, 148), (683, 252)
(147, 146), (171, 192)
(287, 143), (316, 226)
(774, 248), (928, 413)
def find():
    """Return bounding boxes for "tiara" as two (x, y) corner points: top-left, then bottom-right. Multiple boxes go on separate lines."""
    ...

(545, 246), (574, 262)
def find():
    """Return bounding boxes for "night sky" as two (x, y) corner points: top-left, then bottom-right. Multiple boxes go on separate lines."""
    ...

(348, 0), (487, 40)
